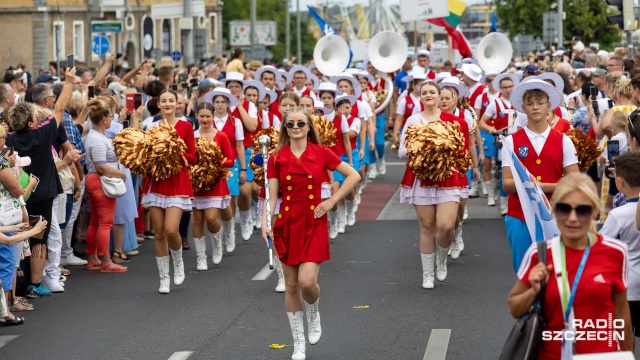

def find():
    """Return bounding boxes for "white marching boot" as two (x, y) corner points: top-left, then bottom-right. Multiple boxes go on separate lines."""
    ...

(211, 230), (223, 265)
(337, 205), (347, 234)
(223, 219), (236, 253)
(346, 200), (356, 226)
(436, 244), (449, 282)
(169, 248), (185, 286)
(485, 180), (496, 206)
(420, 253), (435, 289)
(254, 205), (262, 229)
(451, 225), (463, 260)
(240, 210), (252, 241)
(274, 256), (286, 293)
(156, 256), (170, 294)
(287, 311), (307, 360)
(500, 196), (508, 216)
(468, 181), (479, 198)
(368, 164), (377, 180)
(328, 211), (338, 240)
(456, 223), (464, 252)
(304, 298), (322, 345)
(463, 203), (469, 220)
(379, 157), (386, 175)
(194, 237), (208, 271)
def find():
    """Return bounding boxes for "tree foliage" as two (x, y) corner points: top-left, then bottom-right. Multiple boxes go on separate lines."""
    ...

(222, 0), (317, 62)
(495, 0), (621, 50)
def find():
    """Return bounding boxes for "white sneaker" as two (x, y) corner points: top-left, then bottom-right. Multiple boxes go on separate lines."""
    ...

(368, 165), (377, 180)
(379, 157), (386, 175)
(346, 200), (356, 226)
(211, 231), (223, 265)
(328, 211), (338, 240)
(240, 210), (253, 241)
(60, 254), (88, 266)
(43, 277), (64, 293)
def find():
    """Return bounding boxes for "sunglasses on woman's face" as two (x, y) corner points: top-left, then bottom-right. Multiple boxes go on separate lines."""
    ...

(554, 203), (593, 220)
(285, 121), (308, 129)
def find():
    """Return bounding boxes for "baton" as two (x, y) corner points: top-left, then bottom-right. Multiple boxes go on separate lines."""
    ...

(258, 135), (274, 270)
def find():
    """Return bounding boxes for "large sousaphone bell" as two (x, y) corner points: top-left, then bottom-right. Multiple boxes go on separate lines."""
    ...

(477, 32), (513, 73)
(313, 35), (351, 77)
(368, 31), (408, 113)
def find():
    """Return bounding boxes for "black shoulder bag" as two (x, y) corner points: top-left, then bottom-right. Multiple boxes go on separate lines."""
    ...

(499, 240), (547, 360)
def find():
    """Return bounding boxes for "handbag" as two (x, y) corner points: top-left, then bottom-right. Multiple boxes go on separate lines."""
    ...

(499, 240), (547, 360)
(88, 145), (126, 199)
(0, 183), (23, 227)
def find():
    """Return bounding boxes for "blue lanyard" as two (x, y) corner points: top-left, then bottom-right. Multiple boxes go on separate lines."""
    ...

(561, 233), (592, 323)
(626, 198), (639, 203)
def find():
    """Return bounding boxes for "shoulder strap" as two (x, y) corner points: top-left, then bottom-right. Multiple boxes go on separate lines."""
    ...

(536, 240), (548, 308)
(551, 236), (575, 326)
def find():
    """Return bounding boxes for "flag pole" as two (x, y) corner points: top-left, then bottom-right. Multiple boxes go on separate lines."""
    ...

(448, 34), (452, 64)
(414, 21), (417, 49)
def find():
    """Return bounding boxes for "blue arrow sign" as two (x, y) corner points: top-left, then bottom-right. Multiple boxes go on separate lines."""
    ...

(172, 51), (182, 61)
(91, 36), (110, 56)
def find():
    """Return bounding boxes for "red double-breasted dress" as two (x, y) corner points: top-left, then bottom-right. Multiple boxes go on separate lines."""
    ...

(267, 142), (342, 265)
(192, 130), (234, 210)
(398, 112), (469, 206)
(142, 119), (196, 211)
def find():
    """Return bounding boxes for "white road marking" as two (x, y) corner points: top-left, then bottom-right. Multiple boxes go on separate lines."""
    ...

(423, 329), (451, 360)
(252, 263), (274, 280)
(385, 162), (406, 166)
(168, 351), (193, 360)
(0, 335), (19, 349)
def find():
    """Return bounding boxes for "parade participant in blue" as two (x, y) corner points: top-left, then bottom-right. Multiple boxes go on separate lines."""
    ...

(262, 106), (360, 360)
(203, 88), (244, 254)
(223, 72), (259, 242)
(362, 58), (387, 180)
(334, 93), (361, 227)
(502, 79), (579, 272)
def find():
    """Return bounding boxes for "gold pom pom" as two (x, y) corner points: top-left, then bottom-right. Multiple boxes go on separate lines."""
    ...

(405, 120), (467, 182)
(250, 128), (280, 187)
(189, 137), (232, 192)
(113, 128), (149, 177)
(144, 122), (188, 181)
(566, 129), (602, 172)
(311, 115), (337, 147)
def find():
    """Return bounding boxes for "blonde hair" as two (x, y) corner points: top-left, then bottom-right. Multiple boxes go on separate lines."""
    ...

(33, 105), (52, 124)
(552, 173), (601, 232)
(277, 107), (322, 149)
(611, 110), (628, 134)
(68, 91), (85, 118)
(613, 78), (633, 100)
(87, 98), (111, 124)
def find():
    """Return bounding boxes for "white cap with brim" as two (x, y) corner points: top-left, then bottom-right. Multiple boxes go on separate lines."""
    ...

(307, 74), (320, 87)
(434, 72), (452, 83)
(243, 80), (267, 101)
(107, 82), (127, 92)
(314, 82), (339, 96)
(288, 65), (312, 81)
(278, 69), (292, 84)
(264, 88), (278, 105)
(221, 72), (245, 87)
(355, 71), (374, 84)
(414, 49), (434, 61)
(511, 79), (562, 113)
(492, 73), (520, 93)
(461, 63), (482, 82)
(313, 100), (331, 115)
(255, 66), (281, 84)
(438, 76), (468, 98)
(536, 73), (565, 94)
(336, 93), (357, 106)
(330, 73), (362, 99)
(480, 69), (501, 84)
(204, 88), (238, 107)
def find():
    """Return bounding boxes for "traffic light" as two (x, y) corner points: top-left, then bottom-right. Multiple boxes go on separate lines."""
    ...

(607, 0), (635, 31)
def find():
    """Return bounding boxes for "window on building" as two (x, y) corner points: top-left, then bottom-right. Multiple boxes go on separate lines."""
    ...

(73, 21), (85, 62)
(162, 19), (172, 56)
(52, 20), (65, 61)
(209, 13), (218, 43)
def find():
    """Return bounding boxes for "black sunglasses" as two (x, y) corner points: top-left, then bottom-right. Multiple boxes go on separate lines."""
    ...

(285, 121), (308, 129)
(554, 203), (594, 219)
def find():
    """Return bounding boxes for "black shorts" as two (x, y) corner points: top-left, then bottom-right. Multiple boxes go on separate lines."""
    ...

(587, 161), (600, 183)
(25, 197), (54, 247)
(628, 300), (640, 337)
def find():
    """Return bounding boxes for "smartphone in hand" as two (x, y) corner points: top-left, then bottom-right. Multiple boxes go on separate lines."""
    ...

(67, 54), (74, 70)
(607, 139), (620, 160)
(88, 86), (95, 99)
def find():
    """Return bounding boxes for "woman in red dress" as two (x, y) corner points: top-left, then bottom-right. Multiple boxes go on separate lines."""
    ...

(398, 81), (469, 290)
(262, 107), (360, 360)
(137, 89), (197, 294)
(192, 102), (235, 271)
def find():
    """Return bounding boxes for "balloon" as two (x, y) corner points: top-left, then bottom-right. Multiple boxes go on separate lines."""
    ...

(19, 172), (32, 201)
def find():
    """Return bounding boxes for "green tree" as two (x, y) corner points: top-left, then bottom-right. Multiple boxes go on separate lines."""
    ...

(495, 0), (621, 50)
(222, 0), (317, 63)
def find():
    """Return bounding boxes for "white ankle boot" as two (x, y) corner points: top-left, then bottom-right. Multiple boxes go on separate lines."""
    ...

(194, 237), (208, 271)
(156, 256), (170, 294)
(328, 211), (338, 240)
(368, 165), (377, 180)
(254, 206), (262, 229)
(274, 256), (286, 293)
(468, 181), (479, 198)
(456, 224), (464, 252)
(436, 244), (449, 281)
(169, 248), (185, 286)
(420, 253), (435, 289)
(304, 298), (322, 345)
(378, 157), (386, 175)
(287, 311), (306, 360)
(500, 196), (508, 216)
(211, 230), (223, 265)
(485, 180), (496, 206)
(450, 225), (463, 260)
(240, 210), (252, 241)
(337, 205), (346, 233)
(346, 200), (356, 226)
(223, 219), (236, 253)
(463, 203), (469, 220)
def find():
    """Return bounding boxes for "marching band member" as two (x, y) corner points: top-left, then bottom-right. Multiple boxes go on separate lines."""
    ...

(258, 87), (281, 130)
(203, 88), (245, 255)
(307, 74), (320, 94)
(414, 50), (437, 80)
(398, 81), (470, 289)
(393, 68), (426, 146)
(191, 102), (235, 271)
(363, 59), (386, 179)
(502, 79), (579, 272)
(244, 80), (269, 230)
(461, 63), (485, 111)
(255, 65), (283, 118)
(138, 89), (197, 294)
(513, 73), (571, 131)
(478, 73), (519, 209)
(224, 72), (259, 242)
(309, 63), (324, 82)
(262, 106), (360, 360)
(335, 94), (362, 226)
(289, 65), (318, 101)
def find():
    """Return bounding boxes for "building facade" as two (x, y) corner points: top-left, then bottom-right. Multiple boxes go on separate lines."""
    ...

(0, 0), (223, 72)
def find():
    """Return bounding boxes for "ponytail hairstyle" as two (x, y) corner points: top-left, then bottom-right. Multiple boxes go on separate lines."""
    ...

(87, 98), (112, 125)
(231, 47), (244, 60)
(196, 102), (215, 114)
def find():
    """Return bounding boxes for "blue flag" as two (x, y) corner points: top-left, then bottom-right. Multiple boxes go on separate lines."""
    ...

(307, 5), (335, 36)
(489, 12), (497, 33)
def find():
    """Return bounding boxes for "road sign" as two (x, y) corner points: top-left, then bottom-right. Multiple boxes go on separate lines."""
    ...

(229, 21), (277, 46)
(91, 20), (123, 33)
(542, 12), (559, 44)
(172, 51), (182, 61)
(91, 36), (110, 56)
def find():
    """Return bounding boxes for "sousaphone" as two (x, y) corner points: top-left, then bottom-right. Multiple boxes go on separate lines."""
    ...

(368, 31), (408, 113)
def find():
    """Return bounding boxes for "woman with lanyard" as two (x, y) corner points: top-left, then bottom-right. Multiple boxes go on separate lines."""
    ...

(509, 172), (633, 358)
(137, 89), (197, 294)
(438, 77), (481, 260)
(191, 102), (235, 271)
(202, 88), (245, 256)
(398, 81), (470, 289)
(224, 72), (259, 242)
(313, 82), (352, 239)
(262, 106), (360, 360)
(257, 92), (299, 293)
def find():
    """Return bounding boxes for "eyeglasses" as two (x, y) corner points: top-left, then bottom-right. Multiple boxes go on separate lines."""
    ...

(500, 86), (514, 90)
(285, 121), (308, 129)
(293, 76), (306, 81)
(554, 203), (594, 220)
(606, 64), (619, 68)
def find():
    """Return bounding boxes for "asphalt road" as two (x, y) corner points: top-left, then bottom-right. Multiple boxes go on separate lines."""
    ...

(1, 153), (616, 360)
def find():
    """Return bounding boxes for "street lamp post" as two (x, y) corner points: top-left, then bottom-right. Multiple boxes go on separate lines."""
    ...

(296, 0), (301, 64)
(286, 0), (290, 60)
